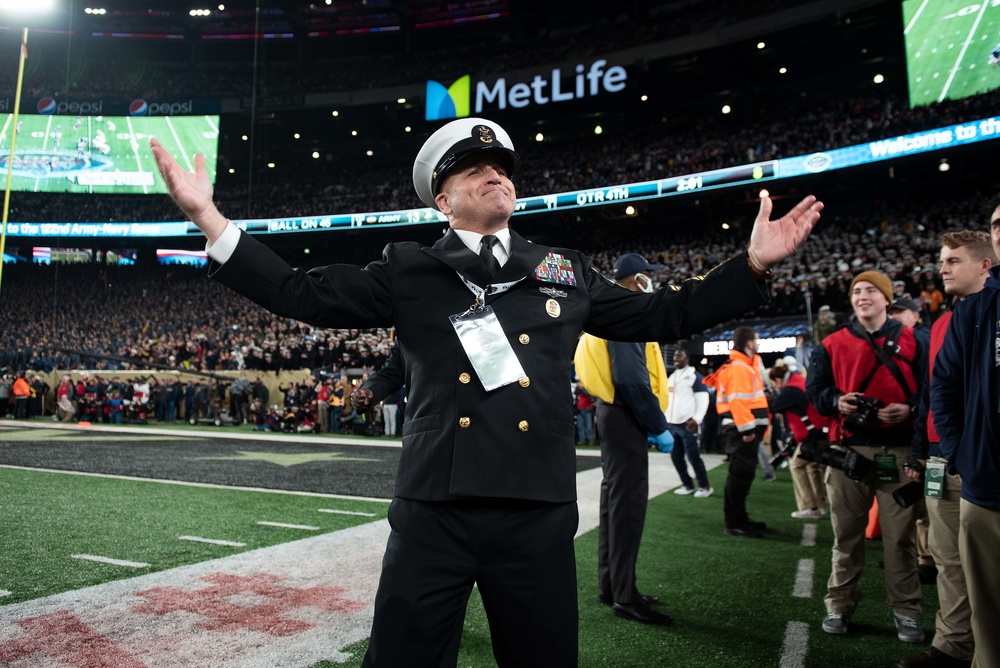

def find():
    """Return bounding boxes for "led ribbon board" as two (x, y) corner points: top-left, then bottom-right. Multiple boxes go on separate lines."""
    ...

(5, 115), (999, 238)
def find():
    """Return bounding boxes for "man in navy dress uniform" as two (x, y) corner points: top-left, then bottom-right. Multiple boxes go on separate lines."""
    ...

(151, 118), (822, 667)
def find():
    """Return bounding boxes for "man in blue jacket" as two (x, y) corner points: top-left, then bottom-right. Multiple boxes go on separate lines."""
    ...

(931, 193), (1000, 668)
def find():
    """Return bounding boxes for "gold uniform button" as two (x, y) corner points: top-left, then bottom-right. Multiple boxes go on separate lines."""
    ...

(459, 417), (471, 428)
(518, 420), (529, 432)
(518, 334), (530, 345)
(518, 377), (530, 388)
(459, 373), (471, 384)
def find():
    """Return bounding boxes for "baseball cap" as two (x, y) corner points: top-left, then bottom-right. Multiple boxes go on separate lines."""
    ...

(818, 305), (832, 313)
(613, 253), (664, 279)
(413, 118), (521, 210)
(889, 297), (921, 313)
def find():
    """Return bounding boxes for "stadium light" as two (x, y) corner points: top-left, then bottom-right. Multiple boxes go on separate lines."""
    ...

(0, 0), (56, 10)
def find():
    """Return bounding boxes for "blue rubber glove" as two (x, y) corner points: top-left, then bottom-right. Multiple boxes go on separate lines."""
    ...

(650, 428), (674, 454)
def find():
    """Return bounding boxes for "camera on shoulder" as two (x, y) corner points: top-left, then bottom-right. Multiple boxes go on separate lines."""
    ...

(798, 441), (872, 482)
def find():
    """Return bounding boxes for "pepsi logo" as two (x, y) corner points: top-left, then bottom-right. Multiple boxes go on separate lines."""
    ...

(129, 99), (148, 116)
(37, 97), (57, 115)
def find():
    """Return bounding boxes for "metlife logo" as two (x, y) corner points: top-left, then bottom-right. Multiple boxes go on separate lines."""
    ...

(425, 59), (627, 121)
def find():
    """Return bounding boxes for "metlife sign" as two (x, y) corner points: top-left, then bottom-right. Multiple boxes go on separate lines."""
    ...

(426, 59), (627, 121)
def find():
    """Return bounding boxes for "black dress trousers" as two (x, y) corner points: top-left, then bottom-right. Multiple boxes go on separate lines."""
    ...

(363, 497), (579, 668)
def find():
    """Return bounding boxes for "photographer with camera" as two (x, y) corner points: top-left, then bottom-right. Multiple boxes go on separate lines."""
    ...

(767, 361), (833, 520)
(807, 270), (929, 644)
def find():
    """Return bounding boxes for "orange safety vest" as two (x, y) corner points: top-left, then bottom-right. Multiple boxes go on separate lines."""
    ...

(704, 349), (769, 433)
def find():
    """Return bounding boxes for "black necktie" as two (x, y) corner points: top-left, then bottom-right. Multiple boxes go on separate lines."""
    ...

(480, 234), (501, 277)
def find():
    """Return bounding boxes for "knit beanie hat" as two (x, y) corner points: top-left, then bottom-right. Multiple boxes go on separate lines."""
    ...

(850, 270), (893, 305)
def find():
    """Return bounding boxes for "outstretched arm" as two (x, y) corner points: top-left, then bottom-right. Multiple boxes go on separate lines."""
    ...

(150, 138), (229, 244)
(747, 195), (823, 275)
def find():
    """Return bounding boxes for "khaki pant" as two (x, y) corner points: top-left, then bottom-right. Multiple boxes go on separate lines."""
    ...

(959, 499), (1000, 668)
(791, 443), (827, 511)
(916, 503), (933, 567)
(824, 444), (920, 619)
(927, 470), (972, 660)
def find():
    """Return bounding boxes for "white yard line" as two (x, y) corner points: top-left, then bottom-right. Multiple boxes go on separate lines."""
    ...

(801, 523), (818, 547)
(204, 115), (219, 134)
(72, 554), (150, 569)
(178, 536), (246, 547)
(779, 621), (810, 668)
(34, 115), (53, 192)
(256, 521), (319, 531)
(792, 558), (815, 599)
(0, 589), (11, 597)
(903, 0), (930, 35)
(317, 509), (377, 517)
(0, 464), (391, 504)
(165, 116), (194, 172)
(124, 116), (150, 194)
(938, 1), (990, 102)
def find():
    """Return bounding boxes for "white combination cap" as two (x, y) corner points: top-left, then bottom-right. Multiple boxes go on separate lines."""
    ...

(412, 117), (520, 210)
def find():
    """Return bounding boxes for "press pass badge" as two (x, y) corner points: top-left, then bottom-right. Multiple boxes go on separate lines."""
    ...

(924, 459), (946, 498)
(450, 306), (526, 391)
(874, 453), (899, 483)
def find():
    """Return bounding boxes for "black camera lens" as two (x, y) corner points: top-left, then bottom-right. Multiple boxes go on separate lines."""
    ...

(892, 481), (924, 508)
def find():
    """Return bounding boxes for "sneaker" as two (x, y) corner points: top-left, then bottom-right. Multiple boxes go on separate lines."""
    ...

(694, 486), (714, 498)
(762, 472), (777, 482)
(822, 612), (849, 635)
(791, 508), (825, 519)
(897, 646), (972, 668)
(673, 486), (696, 495)
(892, 610), (925, 644)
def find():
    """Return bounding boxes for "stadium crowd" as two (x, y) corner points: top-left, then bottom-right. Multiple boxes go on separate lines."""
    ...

(0, 188), (978, 381)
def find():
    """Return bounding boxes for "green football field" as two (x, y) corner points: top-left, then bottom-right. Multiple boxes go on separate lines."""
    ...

(0, 113), (218, 195)
(903, 0), (1000, 106)
(0, 422), (944, 668)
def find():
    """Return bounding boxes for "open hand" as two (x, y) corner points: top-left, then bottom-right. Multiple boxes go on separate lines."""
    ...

(748, 195), (823, 272)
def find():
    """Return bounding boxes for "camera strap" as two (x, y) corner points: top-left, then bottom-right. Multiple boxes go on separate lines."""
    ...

(852, 320), (916, 402)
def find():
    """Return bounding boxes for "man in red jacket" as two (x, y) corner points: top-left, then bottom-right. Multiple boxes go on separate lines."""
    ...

(808, 270), (928, 644)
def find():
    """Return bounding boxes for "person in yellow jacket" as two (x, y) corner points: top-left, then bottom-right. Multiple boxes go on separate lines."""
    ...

(705, 326), (770, 538)
(575, 253), (675, 626)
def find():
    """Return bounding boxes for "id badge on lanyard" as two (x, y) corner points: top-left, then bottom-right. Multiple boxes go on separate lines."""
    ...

(450, 278), (526, 392)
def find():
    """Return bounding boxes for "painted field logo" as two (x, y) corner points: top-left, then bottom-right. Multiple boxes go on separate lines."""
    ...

(426, 75), (470, 121)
